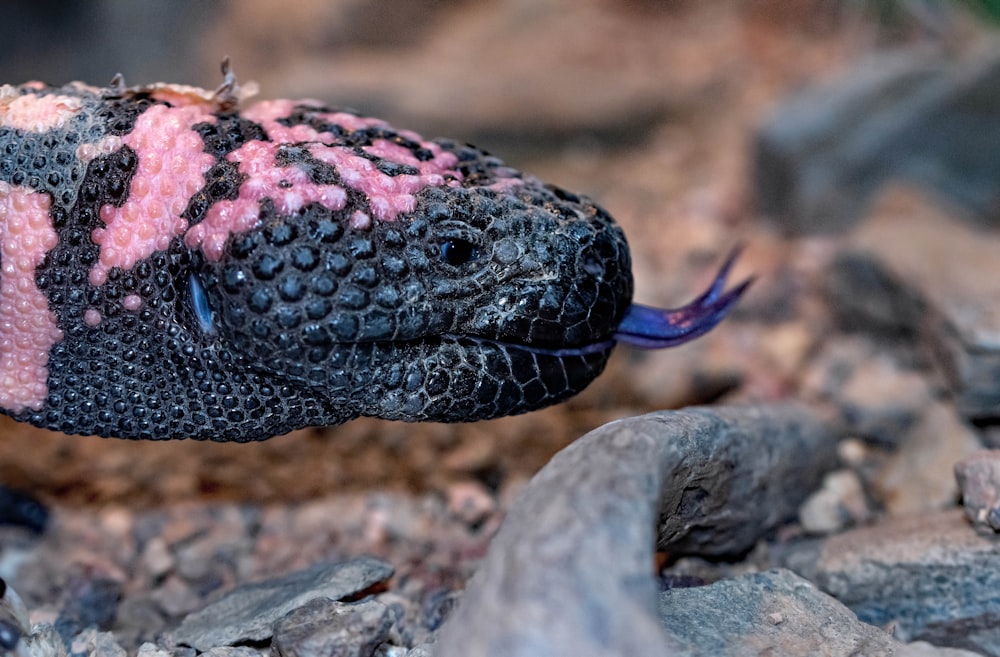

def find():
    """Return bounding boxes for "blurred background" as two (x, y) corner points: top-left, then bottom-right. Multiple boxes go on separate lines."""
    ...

(0, 0), (997, 507)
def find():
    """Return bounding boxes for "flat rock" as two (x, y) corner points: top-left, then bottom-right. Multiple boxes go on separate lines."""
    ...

(756, 45), (1000, 232)
(272, 598), (393, 657)
(174, 557), (393, 651)
(850, 189), (1000, 419)
(658, 568), (898, 656)
(435, 404), (839, 657)
(781, 509), (1000, 654)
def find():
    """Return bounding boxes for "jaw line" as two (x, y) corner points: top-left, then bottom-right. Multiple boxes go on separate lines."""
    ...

(440, 333), (616, 358)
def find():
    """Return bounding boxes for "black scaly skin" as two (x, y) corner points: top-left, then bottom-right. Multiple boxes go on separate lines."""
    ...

(0, 82), (633, 441)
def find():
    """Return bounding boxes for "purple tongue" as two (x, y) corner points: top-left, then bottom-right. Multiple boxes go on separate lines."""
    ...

(613, 246), (752, 349)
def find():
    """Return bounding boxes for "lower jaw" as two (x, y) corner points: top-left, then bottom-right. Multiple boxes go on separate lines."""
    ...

(442, 333), (616, 358)
(362, 335), (614, 423)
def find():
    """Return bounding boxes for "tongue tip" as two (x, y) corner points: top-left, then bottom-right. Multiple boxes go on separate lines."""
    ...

(613, 249), (752, 350)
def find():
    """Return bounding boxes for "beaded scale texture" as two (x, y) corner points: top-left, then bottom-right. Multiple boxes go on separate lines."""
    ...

(0, 68), (745, 442)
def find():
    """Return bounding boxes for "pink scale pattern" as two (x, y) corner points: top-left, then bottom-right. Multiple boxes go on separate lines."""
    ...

(0, 93), (82, 133)
(0, 184), (63, 412)
(185, 100), (463, 261)
(90, 104), (217, 285)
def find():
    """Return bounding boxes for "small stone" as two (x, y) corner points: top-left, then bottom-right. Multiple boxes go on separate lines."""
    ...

(134, 644), (194, 657)
(25, 623), (68, 657)
(140, 537), (174, 580)
(82, 631), (126, 657)
(766, 612), (783, 625)
(799, 469), (870, 534)
(202, 647), (267, 657)
(403, 647), (433, 657)
(174, 557), (393, 651)
(444, 481), (495, 527)
(874, 401), (981, 516)
(54, 577), (122, 646)
(136, 642), (173, 657)
(954, 450), (1000, 532)
(273, 598), (393, 657)
(151, 575), (201, 617)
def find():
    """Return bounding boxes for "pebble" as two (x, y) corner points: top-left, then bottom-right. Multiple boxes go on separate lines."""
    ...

(54, 578), (122, 647)
(150, 575), (201, 618)
(139, 537), (174, 580)
(444, 481), (495, 527)
(201, 648), (267, 657)
(798, 469), (870, 535)
(873, 401), (981, 516)
(77, 630), (126, 657)
(954, 450), (1000, 532)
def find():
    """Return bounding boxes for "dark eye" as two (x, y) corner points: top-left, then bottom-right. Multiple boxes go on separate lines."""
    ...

(440, 239), (478, 266)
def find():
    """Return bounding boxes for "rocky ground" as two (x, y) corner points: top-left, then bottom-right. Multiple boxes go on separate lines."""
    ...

(0, 1), (999, 655)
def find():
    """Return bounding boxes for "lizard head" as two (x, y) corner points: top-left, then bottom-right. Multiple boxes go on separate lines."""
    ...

(202, 169), (635, 423)
(196, 136), (749, 427)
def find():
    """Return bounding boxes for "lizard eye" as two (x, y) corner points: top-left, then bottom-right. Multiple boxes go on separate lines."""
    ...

(440, 238), (479, 266)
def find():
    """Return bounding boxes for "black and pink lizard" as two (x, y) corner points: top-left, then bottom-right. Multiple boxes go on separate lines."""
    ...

(0, 69), (749, 443)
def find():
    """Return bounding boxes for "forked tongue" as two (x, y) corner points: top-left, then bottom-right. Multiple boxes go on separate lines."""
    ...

(613, 246), (752, 349)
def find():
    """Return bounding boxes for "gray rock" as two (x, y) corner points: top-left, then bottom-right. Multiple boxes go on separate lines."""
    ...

(201, 648), (267, 657)
(781, 509), (1000, 654)
(899, 642), (988, 657)
(873, 400), (980, 516)
(78, 631), (125, 657)
(24, 624), (67, 657)
(801, 335), (932, 447)
(955, 450), (1000, 532)
(402, 647), (433, 657)
(435, 404), (840, 657)
(825, 252), (927, 343)
(850, 193), (1000, 419)
(659, 568), (898, 656)
(136, 644), (172, 657)
(756, 45), (1000, 233)
(135, 644), (195, 657)
(54, 578), (121, 647)
(174, 557), (393, 651)
(273, 598), (393, 657)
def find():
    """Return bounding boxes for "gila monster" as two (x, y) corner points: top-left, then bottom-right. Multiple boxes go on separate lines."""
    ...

(0, 67), (749, 442)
